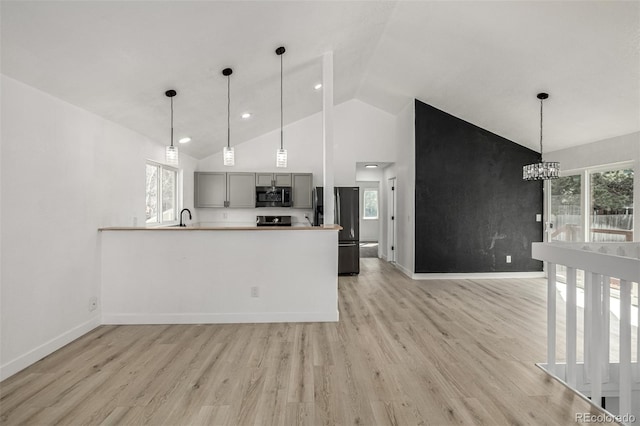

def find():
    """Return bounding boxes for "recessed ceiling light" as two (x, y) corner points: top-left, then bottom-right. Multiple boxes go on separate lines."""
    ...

(241, 112), (252, 119)
(314, 83), (322, 90)
(178, 137), (191, 144)
(365, 164), (378, 168)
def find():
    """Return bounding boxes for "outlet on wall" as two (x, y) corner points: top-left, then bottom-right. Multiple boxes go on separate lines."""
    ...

(89, 297), (98, 312)
(506, 255), (512, 264)
(251, 286), (259, 298)
(536, 214), (542, 222)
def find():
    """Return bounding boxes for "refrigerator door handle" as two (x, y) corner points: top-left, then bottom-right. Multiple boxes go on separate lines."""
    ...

(336, 189), (341, 225)
(339, 242), (358, 247)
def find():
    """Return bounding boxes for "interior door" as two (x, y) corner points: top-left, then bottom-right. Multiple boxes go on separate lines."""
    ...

(388, 177), (396, 263)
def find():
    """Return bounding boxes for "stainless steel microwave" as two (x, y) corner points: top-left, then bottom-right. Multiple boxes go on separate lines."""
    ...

(255, 186), (292, 208)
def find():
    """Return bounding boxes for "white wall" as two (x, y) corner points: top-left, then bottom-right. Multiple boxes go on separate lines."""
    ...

(0, 75), (198, 380)
(393, 100), (416, 275)
(196, 99), (397, 225)
(546, 132), (640, 240)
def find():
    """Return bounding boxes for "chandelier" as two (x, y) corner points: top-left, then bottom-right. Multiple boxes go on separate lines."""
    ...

(522, 93), (559, 181)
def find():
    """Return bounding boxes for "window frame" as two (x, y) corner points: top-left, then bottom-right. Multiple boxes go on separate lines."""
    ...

(362, 188), (380, 220)
(146, 160), (180, 227)
(547, 160), (634, 243)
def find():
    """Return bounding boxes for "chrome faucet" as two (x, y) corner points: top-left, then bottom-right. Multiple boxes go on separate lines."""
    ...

(179, 208), (192, 227)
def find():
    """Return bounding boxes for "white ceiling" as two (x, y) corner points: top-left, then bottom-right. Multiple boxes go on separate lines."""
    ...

(2, 1), (639, 159)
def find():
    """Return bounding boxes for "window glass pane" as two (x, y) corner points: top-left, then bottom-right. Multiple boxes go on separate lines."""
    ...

(162, 168), (177, 222)
(363, 189), (379, 219)
(590, 168), (634, 242)
(550, 175), (582, 242)
(146, 164), (159, 224)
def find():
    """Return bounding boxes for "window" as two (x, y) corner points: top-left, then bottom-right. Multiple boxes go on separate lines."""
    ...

(549, 164), (634, 243)
(550, 174), (582, 242)
(590, 167), (633, 242)
(363, 189), (379, 220)
(146, 161), (178, 225)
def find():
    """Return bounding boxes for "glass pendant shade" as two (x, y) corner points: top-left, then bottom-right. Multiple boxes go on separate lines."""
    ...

(522, 161), (559, 180)
(223, 146), (235, 166)
(165, 145), (179, 166)
(276, 148), (288, 168)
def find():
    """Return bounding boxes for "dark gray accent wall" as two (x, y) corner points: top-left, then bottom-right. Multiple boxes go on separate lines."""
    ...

(414, 99), (543, 273)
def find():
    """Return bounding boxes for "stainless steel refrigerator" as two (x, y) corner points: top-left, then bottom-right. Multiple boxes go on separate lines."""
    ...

(313, 187), (360, 275)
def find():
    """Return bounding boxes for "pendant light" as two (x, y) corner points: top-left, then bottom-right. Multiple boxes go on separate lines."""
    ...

(275, 46), (287, 168)
(222, 68), (235, 166)
(164, 90), (179, 166)
(522, 93), (559, 180)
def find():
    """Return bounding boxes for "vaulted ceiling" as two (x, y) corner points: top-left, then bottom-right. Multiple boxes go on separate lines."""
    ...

(2, 1), (638, 159)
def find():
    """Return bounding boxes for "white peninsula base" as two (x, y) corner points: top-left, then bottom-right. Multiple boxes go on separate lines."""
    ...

(99, 227), (339, 324)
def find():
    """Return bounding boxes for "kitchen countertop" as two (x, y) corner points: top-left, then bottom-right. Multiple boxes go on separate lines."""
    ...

(99, 225), (342, 231)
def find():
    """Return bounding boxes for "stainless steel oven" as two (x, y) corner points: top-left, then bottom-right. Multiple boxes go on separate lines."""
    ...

(255, 186), (292, 208)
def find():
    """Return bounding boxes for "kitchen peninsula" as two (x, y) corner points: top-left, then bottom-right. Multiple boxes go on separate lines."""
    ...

(99, 225), (340, 324)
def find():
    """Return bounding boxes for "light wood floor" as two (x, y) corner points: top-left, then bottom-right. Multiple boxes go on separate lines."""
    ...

(1, 258), (611, 425)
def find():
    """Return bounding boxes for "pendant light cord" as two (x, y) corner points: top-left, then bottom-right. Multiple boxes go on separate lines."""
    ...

(170, 96), (174, 148)
(539, 97), (544, 159)
(227, 74), (231, 149)
(280, 53), (283, 150)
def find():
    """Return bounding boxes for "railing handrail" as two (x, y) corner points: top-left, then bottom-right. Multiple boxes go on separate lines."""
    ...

(532, 242), (640, 282)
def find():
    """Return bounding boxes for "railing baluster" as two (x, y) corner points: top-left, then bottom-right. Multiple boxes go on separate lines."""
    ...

(548, 262), (557, 375)
(566, 266), (577, 387)
(530, 242), (640, 417)
(602, 275), (610, 382)
(584, 271), (591, 379)
(619, 279), (632, 418)
(637, 281), (639, 383)
(590, 272), (602, 406)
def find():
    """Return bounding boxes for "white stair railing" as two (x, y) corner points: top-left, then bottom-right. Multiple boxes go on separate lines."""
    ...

(532, 242), (640, 425)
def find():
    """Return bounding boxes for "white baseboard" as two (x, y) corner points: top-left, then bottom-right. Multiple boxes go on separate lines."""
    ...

(0, 316), (101, 381)
(102, 311), (339, 325)
(412, 271), (545, 280)
(394, 262), (414, 278)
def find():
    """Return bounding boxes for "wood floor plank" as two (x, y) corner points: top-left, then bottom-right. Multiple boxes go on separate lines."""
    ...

(1, 258), (620, 426)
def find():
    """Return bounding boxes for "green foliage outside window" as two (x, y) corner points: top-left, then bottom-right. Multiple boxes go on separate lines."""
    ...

(363, 189), (379, 219)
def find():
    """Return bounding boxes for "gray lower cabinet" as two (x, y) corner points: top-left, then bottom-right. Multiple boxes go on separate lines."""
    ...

(227, 173), (256, 208)
(292, 173), (313, 209)
(195, 172), (227, 207)
(195, 172), (256, 208)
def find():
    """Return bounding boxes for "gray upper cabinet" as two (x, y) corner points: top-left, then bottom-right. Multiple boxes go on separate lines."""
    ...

(195, 172), (227, 208)
(255, 173), (274, 186)
(275, 174), (292, 187)
(255, 173), (291, 187)
(227, 173), (256, 208)
(292, 173), (313, 209)
(195, 172), (256, 208)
